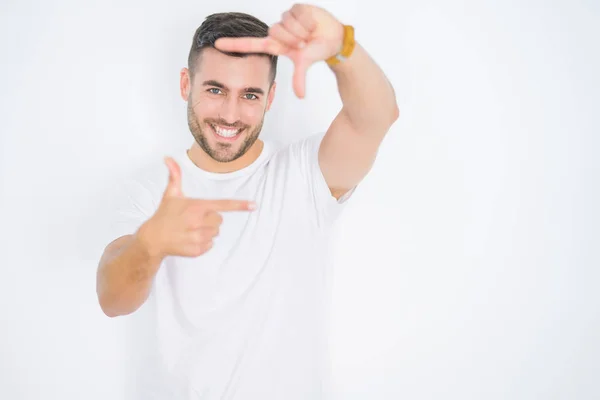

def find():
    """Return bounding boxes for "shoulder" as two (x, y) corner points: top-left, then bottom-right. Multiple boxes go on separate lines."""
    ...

(113, 158), (169, 208)
(268, 132), (325, 168)
(286, 132), (325, 155)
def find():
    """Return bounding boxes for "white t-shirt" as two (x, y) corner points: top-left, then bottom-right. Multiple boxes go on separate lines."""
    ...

(108, 132), (356, 400)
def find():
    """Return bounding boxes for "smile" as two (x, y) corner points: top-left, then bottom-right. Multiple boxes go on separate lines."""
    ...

(210, 124), (243, 141)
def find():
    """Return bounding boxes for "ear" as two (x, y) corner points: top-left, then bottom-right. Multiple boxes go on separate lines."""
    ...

(180, 68), (191, 101)
(265, 81), (277, 112)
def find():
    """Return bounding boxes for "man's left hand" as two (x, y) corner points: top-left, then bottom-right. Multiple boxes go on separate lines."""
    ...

(214, 4), (344, 99)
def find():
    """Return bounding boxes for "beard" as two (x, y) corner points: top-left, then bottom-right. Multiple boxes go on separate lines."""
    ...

(187, 99), (264, 163)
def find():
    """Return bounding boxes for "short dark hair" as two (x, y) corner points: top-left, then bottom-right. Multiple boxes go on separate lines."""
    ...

(187, 12), (278, 84)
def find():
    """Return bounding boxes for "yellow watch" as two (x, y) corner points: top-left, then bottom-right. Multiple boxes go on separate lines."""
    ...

(326, 25), (355, 66)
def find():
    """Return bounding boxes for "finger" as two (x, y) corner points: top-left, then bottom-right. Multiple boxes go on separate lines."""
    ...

(203, 199), (258, 212)
(190, 227), (218, 243)
(202, 210), (223, 227)
(292, 58), (310, 99)
(203, 226), (220, 238)
(281, 10), (311, 42)
(163, 157), (183, 197)
(198, 226), (219, 238)
(269, 23), (304, 49)
(290, 4), (317, 33)
(185, 240), (213, 258)
(186, 212), (222, 230)
(214, 36), (289, 56)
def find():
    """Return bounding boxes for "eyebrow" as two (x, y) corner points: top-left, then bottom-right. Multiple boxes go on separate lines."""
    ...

(202, 80), (265, 95)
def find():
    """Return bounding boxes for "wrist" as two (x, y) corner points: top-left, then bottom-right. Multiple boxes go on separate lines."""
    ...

(135, 220), (165, 262)
(326, 24), (356, 67)
(332, 21), (345, 53)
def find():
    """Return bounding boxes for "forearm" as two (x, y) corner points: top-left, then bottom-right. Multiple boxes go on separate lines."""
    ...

(96, 228), (163, 317)
(329, 41), (399, 135)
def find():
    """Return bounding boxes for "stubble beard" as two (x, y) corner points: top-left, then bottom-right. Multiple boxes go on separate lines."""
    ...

(187, 99), (264, 163)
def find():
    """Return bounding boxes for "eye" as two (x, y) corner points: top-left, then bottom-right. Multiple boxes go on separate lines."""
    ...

(208, 88), (222, 95)
(244, 93), (259, 100)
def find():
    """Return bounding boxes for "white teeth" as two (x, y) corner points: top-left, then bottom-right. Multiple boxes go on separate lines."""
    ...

(213, 125), (240, 138)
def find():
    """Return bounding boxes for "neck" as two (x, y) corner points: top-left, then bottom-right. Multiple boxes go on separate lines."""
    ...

(186, 139), (264, 174)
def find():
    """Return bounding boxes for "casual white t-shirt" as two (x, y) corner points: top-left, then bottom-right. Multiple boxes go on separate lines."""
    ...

(107, 132), (356, 400)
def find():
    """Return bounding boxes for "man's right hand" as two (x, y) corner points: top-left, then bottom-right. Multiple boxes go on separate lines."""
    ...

(136, 156), (257, 260)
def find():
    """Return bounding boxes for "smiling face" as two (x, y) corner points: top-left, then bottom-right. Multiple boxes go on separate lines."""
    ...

(181, 47), (276, 169)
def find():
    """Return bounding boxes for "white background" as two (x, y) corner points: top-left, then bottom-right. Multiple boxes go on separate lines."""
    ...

(1, 0), (599, 399)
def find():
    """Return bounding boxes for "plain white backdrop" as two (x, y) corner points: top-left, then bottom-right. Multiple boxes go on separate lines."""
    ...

(1, 0), (598, 399)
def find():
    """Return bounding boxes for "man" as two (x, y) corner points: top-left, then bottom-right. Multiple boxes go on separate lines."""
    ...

(96, 4), (398, 399)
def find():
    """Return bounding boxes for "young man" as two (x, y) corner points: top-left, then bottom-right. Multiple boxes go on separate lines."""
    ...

(96, 4), (398, 399)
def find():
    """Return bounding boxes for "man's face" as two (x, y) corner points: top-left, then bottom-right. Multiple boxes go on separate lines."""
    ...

(182, 47), (276, 163)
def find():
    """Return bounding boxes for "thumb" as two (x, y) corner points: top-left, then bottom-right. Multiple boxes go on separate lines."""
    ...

(163, 156), (183, 198)
(292, 58), (310, 99)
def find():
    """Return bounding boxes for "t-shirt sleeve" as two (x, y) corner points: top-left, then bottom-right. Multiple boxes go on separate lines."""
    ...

(105, 175), (159, 246)
(291, 132), (358, 229)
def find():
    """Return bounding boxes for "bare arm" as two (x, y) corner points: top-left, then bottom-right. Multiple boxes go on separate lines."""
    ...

(96, 156), (256, 318)
(320, 41), (400, 199)
(95, 224), (163, 318)
(213, 6), (399, 200)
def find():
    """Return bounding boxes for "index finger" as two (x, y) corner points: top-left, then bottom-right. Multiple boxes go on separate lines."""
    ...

(214, 36), (288, 55)
(203, 199), (258, 212)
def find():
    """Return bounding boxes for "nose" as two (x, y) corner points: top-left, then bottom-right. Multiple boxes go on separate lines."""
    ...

(218, 94), (241, 125)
